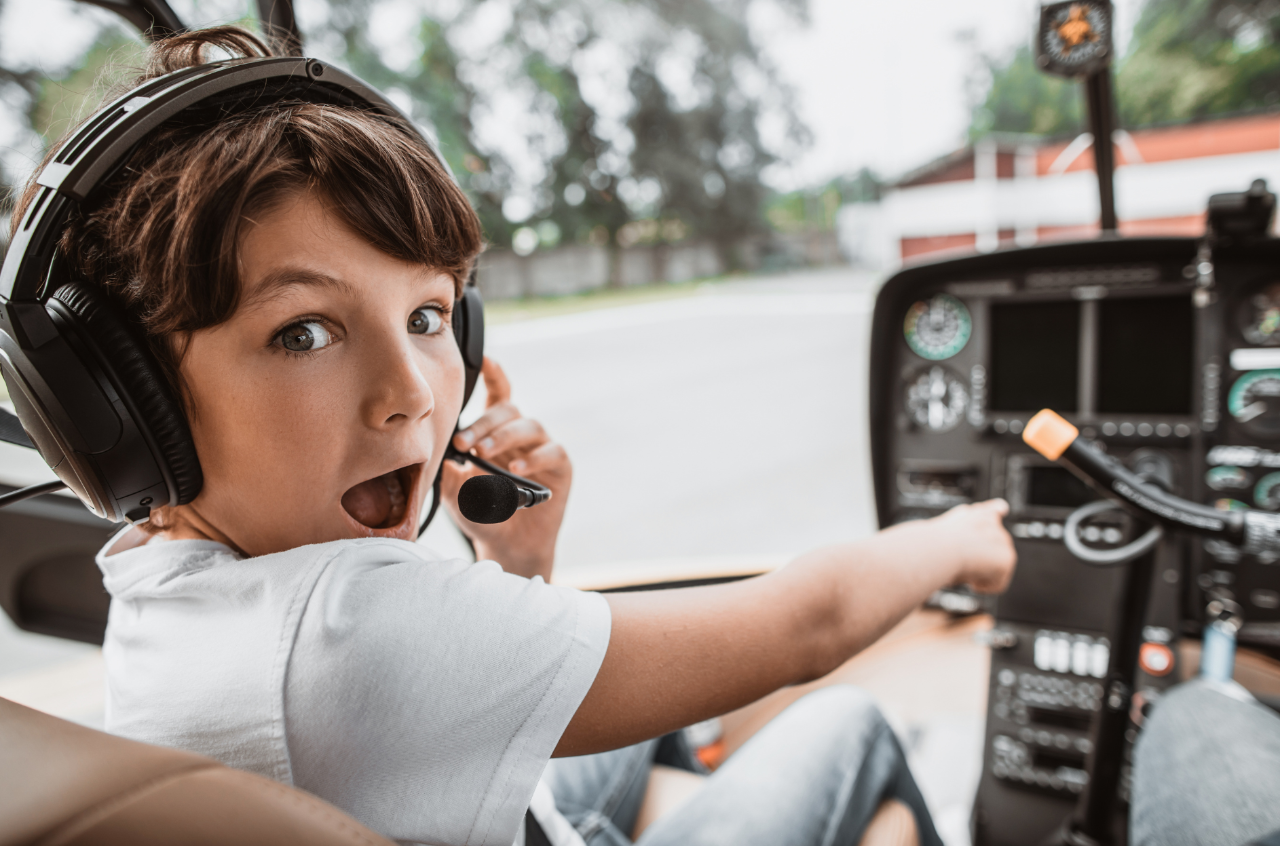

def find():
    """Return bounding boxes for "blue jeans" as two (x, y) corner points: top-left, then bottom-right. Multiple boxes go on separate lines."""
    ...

(1132, 679), (1280, 846)
(544, 686), (942, 846)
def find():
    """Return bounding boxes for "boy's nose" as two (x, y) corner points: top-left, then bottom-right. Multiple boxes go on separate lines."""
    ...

(361, 336), (435, 428)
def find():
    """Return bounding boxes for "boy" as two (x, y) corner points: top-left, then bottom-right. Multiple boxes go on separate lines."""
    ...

(14, 26), (1016, 846)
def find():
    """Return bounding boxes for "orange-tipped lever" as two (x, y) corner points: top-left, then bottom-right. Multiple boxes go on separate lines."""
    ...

(1019, 408), (1251, 546)
(1023, 409), (1079, 461)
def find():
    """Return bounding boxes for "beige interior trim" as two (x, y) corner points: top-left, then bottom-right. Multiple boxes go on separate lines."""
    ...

(555, 555), (786, 592)
(631, 765), (707, 839)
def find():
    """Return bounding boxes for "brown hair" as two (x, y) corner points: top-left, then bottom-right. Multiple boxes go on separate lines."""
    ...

(9, 26), (483, 405)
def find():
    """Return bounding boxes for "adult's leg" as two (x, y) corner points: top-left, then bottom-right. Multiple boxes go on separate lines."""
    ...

(636, 686), (942, 846)
(1131, 679), (1280, 846)
(544, 739), (659, 846)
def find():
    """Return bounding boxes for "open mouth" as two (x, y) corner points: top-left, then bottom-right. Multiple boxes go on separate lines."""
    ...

(341, 464), (421, 532)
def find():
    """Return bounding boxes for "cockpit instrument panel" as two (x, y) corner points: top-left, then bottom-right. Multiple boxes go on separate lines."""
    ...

(870, 236), (1280, 846)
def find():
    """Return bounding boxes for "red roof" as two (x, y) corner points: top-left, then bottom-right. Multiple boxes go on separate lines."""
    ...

(897, 112), (1280, 188)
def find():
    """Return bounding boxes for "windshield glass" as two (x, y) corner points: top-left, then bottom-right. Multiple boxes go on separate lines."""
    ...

(2, 0), (1278, 577)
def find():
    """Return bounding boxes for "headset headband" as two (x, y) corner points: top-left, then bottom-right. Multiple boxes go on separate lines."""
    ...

(3, 56), (443, 309)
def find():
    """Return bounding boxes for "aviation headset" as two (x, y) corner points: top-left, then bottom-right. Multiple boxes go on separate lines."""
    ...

(0, 56), (495, 527)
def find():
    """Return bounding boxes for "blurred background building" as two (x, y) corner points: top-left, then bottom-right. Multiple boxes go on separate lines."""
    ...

(843, 112), (1280, 269)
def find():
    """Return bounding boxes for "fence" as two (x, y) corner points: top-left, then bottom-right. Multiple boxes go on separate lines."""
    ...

(473, 231), (843, 301)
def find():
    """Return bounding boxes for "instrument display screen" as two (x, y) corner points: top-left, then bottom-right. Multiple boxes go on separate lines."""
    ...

(1027, 465), (1096, 508)
(989, 301), (1080, 412)
(1096, 295), (1194, 415)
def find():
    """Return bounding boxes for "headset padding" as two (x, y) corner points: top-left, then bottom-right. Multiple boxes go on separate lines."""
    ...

(50, 283), (203, 504)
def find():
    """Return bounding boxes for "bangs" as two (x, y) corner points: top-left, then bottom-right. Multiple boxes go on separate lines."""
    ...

(270, 105), (480, 295)
(60, 99), (483, 339)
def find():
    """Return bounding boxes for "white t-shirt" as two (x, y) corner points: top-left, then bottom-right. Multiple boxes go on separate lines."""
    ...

(96, 532), (611, 846)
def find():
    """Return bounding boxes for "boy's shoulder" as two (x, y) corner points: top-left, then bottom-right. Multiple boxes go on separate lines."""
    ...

(95, 532), (474, 601)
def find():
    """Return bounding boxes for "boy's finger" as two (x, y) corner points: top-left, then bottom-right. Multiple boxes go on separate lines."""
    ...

(481, 357), (511, 407)
(474, 416), (548, 460)
(508, 442), (568, 477)
(454, 401), (521, 450)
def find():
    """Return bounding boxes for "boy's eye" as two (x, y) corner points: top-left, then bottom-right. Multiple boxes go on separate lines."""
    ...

(408, 306), (445, 336)
(277, 321), (333, 352)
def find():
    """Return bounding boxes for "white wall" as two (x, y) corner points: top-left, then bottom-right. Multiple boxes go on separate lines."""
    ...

(838, 148), (1280, 272)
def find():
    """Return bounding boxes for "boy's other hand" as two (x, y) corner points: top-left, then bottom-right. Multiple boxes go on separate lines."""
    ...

(441, 357), (571, 580)
(930, 499), (1017, 593)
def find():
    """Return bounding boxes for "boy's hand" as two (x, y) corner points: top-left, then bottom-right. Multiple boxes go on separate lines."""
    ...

(440, 357), (570, 580)
(929, 499), (1017, 593)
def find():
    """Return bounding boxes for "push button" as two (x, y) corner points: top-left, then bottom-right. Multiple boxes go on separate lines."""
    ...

(1138, 642), (1174, 676)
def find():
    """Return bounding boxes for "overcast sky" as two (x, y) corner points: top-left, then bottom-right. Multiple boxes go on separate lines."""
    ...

(1, 0), (1147, 190)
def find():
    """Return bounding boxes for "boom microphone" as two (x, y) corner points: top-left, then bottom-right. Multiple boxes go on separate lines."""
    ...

(459, 475), (531, 524)
(449, 447), (551, 524)
(1023, 409), (1280, 555)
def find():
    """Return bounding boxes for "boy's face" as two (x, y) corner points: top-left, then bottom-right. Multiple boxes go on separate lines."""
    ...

(175, 190), (464, 556)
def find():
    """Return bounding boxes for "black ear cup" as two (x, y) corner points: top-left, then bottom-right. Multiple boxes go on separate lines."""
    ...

(48, 283), (203, 506)
(419, 284), (486, 536)
(453, 285), (485, 410)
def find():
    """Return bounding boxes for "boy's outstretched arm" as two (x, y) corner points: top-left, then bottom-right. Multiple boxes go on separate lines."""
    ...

(555, 499), (1016, 756)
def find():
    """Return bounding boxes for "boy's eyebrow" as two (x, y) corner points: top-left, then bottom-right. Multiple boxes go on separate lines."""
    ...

(242, 268), (359, 308)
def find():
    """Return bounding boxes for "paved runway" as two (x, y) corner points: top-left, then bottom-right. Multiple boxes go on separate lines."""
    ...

(424, 266), (882, 575)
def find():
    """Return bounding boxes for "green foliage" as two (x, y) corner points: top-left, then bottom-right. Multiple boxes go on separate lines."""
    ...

(969, 45), (1084, 140)
(5, 0), (805, 263)
(33, 31), (145, 145)
(622, 0), (806, 257)
(971, 0), (1280, 140)
(519, 49), (629, 249)
(308, 3), (513, 247)
(495, 0), (807, 262)
(766, 169), (881, 232)
(1117, 0), (1280, 126)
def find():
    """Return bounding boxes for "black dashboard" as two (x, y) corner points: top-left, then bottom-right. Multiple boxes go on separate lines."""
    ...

(870, 235), (1280, 845)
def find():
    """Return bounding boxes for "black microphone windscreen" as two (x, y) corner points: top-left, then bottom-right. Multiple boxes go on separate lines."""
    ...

(458, 474), (521, 524)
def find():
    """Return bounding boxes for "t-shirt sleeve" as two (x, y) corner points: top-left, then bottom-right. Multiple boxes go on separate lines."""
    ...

(284, 540), (611, 846)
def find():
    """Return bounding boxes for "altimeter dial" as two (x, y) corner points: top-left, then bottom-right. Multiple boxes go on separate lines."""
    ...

(904, 294), (972, 361)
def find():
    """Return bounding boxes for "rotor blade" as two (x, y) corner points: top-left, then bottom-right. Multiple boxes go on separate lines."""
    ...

(75, 0), (185, 40)
(256, 0), (303, 56)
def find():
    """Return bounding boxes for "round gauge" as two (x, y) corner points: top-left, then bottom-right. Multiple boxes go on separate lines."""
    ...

(905, 366), (969, 432)
(1037, 1), (1113, 78)
(1228, 370), (1280, 436)
(1206, 465), (1252, 492)
(1238, 282), (1280, 346)
(903, 294), (972, 361)
(1256, 473), (1280, 510)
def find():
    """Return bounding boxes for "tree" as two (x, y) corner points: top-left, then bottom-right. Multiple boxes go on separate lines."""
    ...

(306, 2), (515, 248)
(1117, 0), (1280, 126)
(1, 1), (148, 254)
(969, 45), (1084, 140)
(4, 0), (808, 273)
(485, 0), (809, 268)
(970, 0), (1280, 140)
